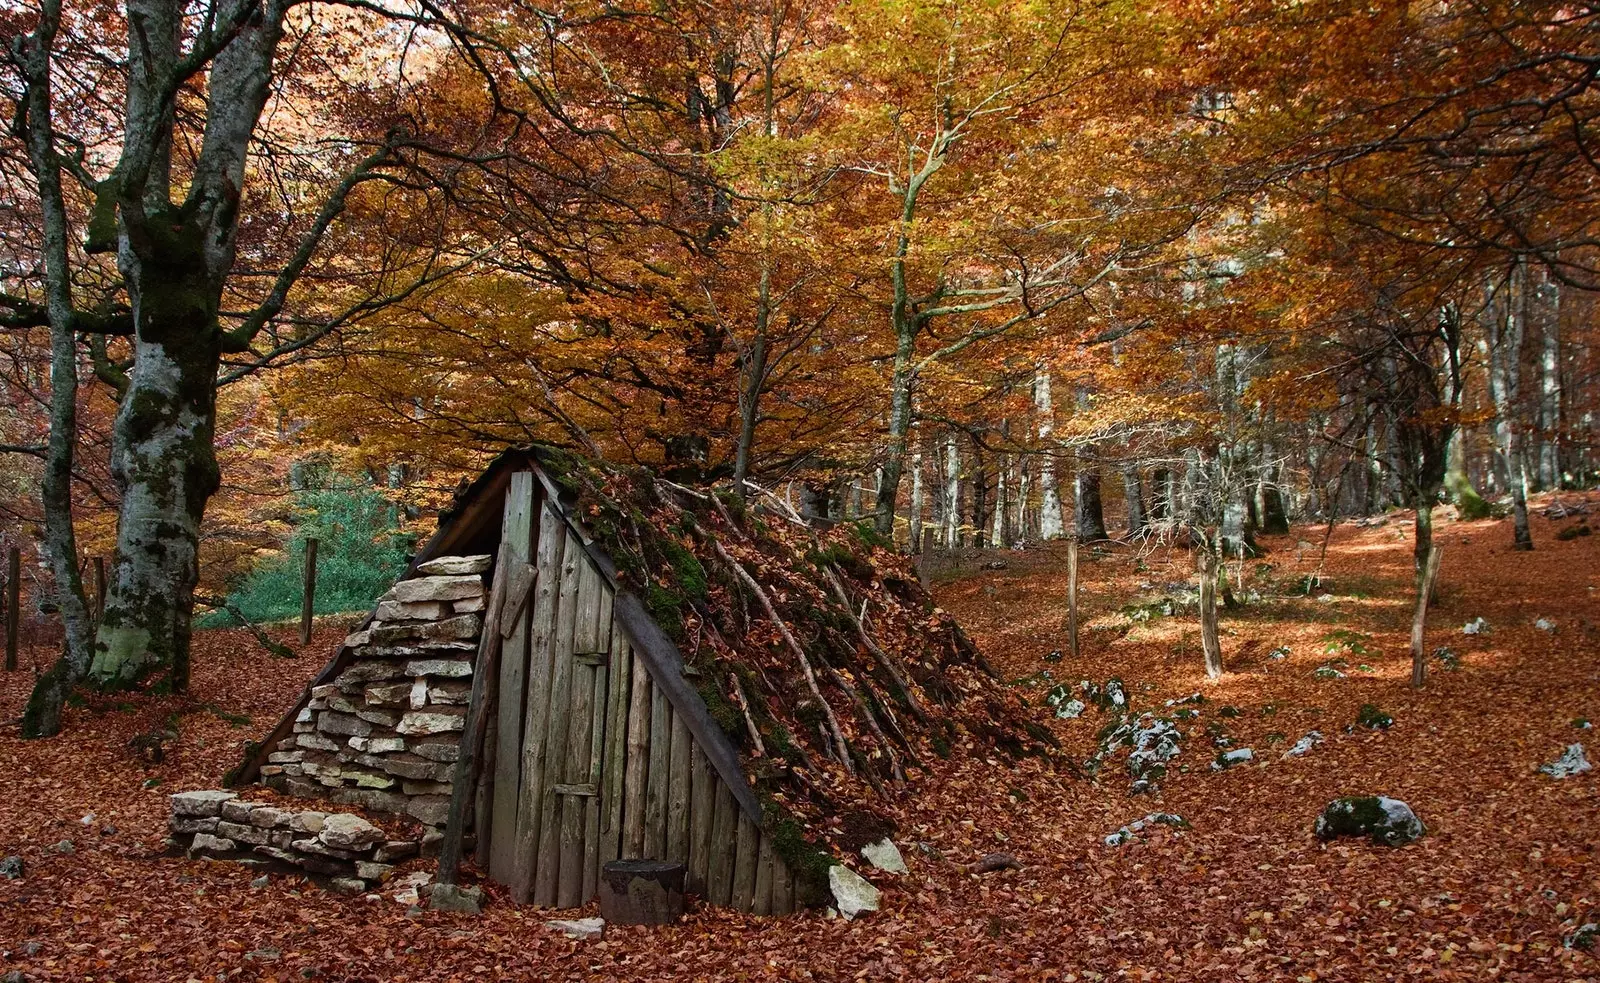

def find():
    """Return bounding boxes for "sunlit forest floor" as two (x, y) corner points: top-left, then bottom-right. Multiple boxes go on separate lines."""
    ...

(2, 496), (1597, 981)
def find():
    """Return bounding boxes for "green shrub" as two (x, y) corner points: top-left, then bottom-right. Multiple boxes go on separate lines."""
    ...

(200, 477), (411, 627)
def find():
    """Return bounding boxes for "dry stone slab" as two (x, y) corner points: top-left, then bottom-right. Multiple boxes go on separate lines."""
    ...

(217, 821), (272, 846)
(375, 599), (451, 622)
(397, 710), (465, 736)
(386, 575), (484, 604)
(348, 735), (405, 754)
(190, 832), (236, 855)
(452, 596), (485, 614)
(411, 741), (460, 763)
(417, 555), (491, 576)
(364, 682), (412, 707)
(319, 813), (385, 850)
(370, 614), (482, 646)
(172, 791), (237, 817)
(403, 659), (472, 678)
(172, 816), (220, 835)
(406, 795), (450, 826)
(318, 712), (372, 738)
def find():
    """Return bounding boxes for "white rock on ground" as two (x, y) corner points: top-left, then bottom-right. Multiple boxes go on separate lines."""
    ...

(829, 865), (880, 920)
(545, 917), (605, 940)
(861, 837), (908, 874)
(1539, 743), (1592, 779)
(1462, 617), (1489, 635)
(1282, 730), (1323, 759)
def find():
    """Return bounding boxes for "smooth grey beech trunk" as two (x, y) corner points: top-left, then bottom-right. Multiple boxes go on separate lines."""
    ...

(89, 299), (224, 689)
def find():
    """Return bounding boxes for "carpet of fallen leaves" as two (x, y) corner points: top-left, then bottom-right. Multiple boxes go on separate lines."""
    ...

(2, 498), (1597, 982)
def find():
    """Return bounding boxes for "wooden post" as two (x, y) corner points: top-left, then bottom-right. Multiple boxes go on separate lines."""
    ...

(4, 547), (19, 671)
(1066, 539), (1080, 662)
(299, 537), (319, 646)
(93, 557), (106, 626)
(598, 859), (685, 925)
(1410, 546), (1444, 689)
(1199, 548), (1222, 680)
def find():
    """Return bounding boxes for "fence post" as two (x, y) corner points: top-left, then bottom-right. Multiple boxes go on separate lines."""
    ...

(300, 538), (319, 646)
(5, 547), (19, 671)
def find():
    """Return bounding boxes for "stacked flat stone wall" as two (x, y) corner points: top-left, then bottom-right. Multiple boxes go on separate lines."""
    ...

(259, 554), (490, 831)
(169, 790), (416, 894)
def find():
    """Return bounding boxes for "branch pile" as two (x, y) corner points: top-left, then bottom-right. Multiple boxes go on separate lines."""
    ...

(535, 450), (1058, 839)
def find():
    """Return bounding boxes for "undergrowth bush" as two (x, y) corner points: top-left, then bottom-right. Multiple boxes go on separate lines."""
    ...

(199, 478), (411, 627)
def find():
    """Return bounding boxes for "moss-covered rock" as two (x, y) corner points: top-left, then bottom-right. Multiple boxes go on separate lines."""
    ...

(1313, 796), (1424, 846)
(1355, 704), (1394, 730)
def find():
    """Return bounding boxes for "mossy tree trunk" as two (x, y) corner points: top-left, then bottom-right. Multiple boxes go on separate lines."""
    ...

(88, 266), (224, 690)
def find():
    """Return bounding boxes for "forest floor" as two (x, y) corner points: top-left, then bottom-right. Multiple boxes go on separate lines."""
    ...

(1, 496), (1598, 982)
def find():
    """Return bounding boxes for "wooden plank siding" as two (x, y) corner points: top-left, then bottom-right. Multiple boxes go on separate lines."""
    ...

(467, 466), (793, 914)
(487, 474), (537, 885)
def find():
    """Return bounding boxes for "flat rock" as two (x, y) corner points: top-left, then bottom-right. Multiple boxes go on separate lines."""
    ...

(370, 614), (481, 646)
(397, 710), (466, 736)
(429, 882), (483, 914)
(828, 865), (880, 920)
(403, 659), (473, 678)
(189, 833), (236, 855)
(171, 790), (238, 817)
(417, 555), (492, 576)
(861, 837), (908, 874)
(375, 599), (451, 622)
(546, 917), (605, 940)
(386, 575), (484, 604)
(319, 813), (385, 851)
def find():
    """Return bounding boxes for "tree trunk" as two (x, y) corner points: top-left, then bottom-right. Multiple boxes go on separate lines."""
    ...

(943, 434), (960, 548)
(1122, 466), (1146, 538)
(1035, 367), (1064, 539)
(908, 445), (924, 553)
(17, 6), (104, 733)
(991, 455), (1008, 547)
(89, 302), (223, 690)
(1199, 548), (1222, 680)
(1444, 430), (1489, 519)
(1074, 457), (1108, 541)
(1410, 538), (1443, 690)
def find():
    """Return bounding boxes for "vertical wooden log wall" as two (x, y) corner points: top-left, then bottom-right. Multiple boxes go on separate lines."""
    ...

(478, 472), (794, 914)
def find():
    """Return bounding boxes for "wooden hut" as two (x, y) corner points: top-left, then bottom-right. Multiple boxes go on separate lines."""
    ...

(240, 447), (1048, 914)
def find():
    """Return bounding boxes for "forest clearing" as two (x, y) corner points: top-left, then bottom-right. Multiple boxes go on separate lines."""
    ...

(3, 0), (1599, 977)
(1, 501), (1595, 982)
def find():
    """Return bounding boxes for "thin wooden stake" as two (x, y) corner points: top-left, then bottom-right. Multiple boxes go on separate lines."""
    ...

(1410, 546), (1444, 690)
(299, 537), (319, 646)
(1066, 539), (1080, 663)
(4, 547), (19, 671)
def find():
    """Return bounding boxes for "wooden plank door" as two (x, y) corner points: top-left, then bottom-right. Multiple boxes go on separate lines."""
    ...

(535, 546), (615, 907)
